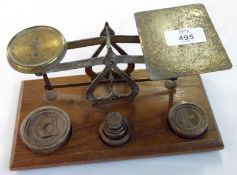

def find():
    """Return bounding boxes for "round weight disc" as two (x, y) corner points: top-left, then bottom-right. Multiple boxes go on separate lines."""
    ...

(168, 101), (208, 139)
(7, 26), (67, 74)
(20, 106), (71, 154)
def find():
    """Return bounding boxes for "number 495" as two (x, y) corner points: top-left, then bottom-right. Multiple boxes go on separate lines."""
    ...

(179, 34), (194, 40)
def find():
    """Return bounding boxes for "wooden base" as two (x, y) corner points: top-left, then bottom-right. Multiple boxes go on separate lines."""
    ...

(10, 70), (223, 170)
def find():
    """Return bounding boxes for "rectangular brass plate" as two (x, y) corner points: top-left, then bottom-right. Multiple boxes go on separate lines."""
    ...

(135, 4), (232, 80)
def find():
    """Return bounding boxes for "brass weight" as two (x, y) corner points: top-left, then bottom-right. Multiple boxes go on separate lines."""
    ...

(20, 106), (71, 154)
(168, 101), (208, 139)
(99, 112), (131, 147)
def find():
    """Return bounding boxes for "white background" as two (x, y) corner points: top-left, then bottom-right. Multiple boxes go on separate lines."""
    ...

(0, 0), (237, 174)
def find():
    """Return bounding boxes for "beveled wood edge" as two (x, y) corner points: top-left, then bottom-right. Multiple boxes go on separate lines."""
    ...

(9, 73), (224, 170)
(198, 75), (224, 148)
(10, 82), (24, 170)
(10, 139), (223, 170)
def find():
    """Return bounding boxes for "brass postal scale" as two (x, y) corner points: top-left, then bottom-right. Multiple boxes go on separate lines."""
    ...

(7, 4), (232, 170)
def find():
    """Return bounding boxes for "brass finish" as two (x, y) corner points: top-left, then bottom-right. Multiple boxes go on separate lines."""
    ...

(6, 23), (144, 104)
(99, 112), (131, 146)
(7, 26), (67, 74)
(168, 101), (208, 139)
(135, 4), (232, 80)
(20, 106), (71, 154)
(6, 4), (230, 169)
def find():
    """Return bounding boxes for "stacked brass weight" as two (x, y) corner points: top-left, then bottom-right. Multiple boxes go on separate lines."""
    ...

(99, 112), (131, 146)
(20, 106), (72, 154)
(7, 26), (67, 74)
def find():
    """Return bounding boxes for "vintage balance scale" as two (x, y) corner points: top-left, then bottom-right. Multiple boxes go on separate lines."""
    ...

(7, 4), (232, 170)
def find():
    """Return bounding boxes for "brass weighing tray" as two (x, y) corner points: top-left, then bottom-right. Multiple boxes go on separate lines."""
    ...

(7, 26), (67, 74)
(135, 4), (232, 80)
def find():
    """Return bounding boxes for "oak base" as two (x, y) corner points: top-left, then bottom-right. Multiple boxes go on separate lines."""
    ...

(10, 70), (223, 170)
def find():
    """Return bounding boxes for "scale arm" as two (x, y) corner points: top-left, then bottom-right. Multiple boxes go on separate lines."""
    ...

(47, 55), (144, 73)
(67, 35), (140, 49)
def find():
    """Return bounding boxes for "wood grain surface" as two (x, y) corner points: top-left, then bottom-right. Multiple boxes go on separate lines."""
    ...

(10, 70), (223, 170)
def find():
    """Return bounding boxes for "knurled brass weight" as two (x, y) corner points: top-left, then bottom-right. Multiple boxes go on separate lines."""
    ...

(99, 112), (131, 147)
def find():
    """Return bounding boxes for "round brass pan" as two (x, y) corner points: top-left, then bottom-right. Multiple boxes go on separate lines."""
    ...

(7, 26), (67, 74)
